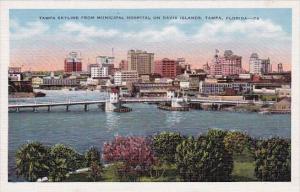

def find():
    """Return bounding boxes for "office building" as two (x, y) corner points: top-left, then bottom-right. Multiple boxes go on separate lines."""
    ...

(154, 58), (181, 79)
(127, 50), (154, 74)
(249, 53), (271, 74)
(64, 51), (82, 73)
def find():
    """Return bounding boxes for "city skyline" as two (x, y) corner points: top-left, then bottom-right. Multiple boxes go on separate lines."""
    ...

(10, 9), (292, 71)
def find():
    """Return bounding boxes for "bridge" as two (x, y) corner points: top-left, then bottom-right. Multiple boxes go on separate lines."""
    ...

(8, 95), (274, 112)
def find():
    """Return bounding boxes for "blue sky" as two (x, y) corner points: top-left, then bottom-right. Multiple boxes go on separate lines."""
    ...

(10, 9), (292, 71)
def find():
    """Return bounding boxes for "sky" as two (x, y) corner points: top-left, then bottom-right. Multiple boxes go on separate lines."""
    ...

(10, 9), (292, 71)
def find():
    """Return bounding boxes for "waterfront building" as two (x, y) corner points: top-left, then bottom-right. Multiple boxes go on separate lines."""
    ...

(275, 85), (291, 98)
(114, 70), (139, 86)
(132, 82), (179, 97)
(119, 60), (128, 70)
(210, 50), (244, 76)
(154, 58), (181, 79)
(199, 80), (251, 95)
(249, 53), (271, 75)
(42, 78), (78, 88)
(127, 50), (154, 74)
(64, 51), (82, 73)
(31, 77), (43, 88)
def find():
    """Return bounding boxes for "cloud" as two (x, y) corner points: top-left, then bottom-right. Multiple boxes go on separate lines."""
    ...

(10, 20), (49, 40)
(124, 25), (186, 42)
(59, 22), (119, 42)
(194, 19), (289, 42)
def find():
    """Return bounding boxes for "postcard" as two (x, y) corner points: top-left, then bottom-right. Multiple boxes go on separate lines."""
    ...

(0, 0), (300, 192)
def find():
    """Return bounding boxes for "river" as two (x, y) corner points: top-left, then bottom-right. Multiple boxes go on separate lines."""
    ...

(8, 90), (291, 181)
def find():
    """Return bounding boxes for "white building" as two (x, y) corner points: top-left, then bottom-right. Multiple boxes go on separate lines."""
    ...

(114, 70), (139, 85)
(249, 53), (271, 74)
(96, 56), (114, 67)
(91, 66), (108, 78)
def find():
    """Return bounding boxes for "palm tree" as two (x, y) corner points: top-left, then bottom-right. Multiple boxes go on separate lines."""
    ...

(48, 144), (84, 182)
(15, 142), (50, 182)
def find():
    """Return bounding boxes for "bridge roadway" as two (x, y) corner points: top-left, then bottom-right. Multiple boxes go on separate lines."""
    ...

(8, 97), (274, 111)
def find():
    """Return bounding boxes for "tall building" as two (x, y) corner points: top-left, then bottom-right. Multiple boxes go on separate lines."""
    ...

(249, 53), (271, 74)
(210, 50), (243, 76)
(64, 51), (82, 73)
(177, 58), (191, 73)
(127, 50), (154, 74)
(96, 56), (114, 75)
(278, 63), (283, 73)
(154, 58), (181, 79)
(90, 65), (108, 78)
(119, 60), (128, 70)
(96, 56), (114, 67)
(114, 70), (139, 85)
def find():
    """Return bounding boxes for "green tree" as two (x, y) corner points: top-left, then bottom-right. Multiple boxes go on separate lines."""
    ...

(15, 142), (50, 182)
(224, 131), (251, 154)
(254, 138), (291, 181)
(175, 129), (233, 182)
(152, 132), (184, 164)
(48, 144), (84, 182)
(85, 146), (101, 167)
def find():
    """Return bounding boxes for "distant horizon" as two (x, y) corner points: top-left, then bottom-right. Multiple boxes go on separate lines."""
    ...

(10, 9), (292, 71)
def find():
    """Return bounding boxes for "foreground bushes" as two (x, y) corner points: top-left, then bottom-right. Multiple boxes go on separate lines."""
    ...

(176, 130), (233, 181)
(16, 143), (101, 182)
(254, 138), (291, 181)
(15, 130), (291, 182)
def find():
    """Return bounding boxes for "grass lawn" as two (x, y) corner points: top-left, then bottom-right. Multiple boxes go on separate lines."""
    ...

(66, 150), (257, 182)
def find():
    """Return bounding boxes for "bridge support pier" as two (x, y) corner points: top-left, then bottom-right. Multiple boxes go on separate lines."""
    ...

(16, 108), (20, 112)
(47, 106), (51, 112)
(66, 105), (70, 112)
(33, 107), (37, 112)
(84, 104), (89, 112)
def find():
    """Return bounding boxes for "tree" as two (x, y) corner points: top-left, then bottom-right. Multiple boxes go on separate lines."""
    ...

(85, 146), (101, 167)
(152, 132), (184, 164)
(175, 129), (233, 182)
(15, 142), (50, 181)
(103, 136), (156, 181)
(48, 144), (84, 182)
(254, 138), (291, 181)
(88, 162), (102, 181)
(224, 131), (251, 154)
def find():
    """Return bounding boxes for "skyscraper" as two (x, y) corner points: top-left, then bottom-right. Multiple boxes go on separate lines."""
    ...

(64, 51), (82, 73)
(154, 58), (181, 79)
(127, 50), (154, 75)
(249, 53), (271, 74)
(210, 50), (243, 76)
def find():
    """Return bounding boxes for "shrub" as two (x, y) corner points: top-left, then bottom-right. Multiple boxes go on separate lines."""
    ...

(224, 131), (251, 154)
(103, 136), (156, 178)
(254, 138), (291, 181)
(15, 142), (50, 181)
(85, 146), (101, 167)
(48, 144), (85, 181)
(152, 132), (184, 164)
(175, 129), (233, 182)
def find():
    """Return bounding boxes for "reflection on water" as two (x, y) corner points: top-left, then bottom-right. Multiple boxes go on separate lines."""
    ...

(105, 112), (120, 132)
(165, 111), (184, 128)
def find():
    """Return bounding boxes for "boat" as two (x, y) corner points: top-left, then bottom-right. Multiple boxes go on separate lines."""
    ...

(34, 91), (46, 97)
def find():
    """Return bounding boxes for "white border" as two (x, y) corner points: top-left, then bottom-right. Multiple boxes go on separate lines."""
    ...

(0, 1), (299, 192)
